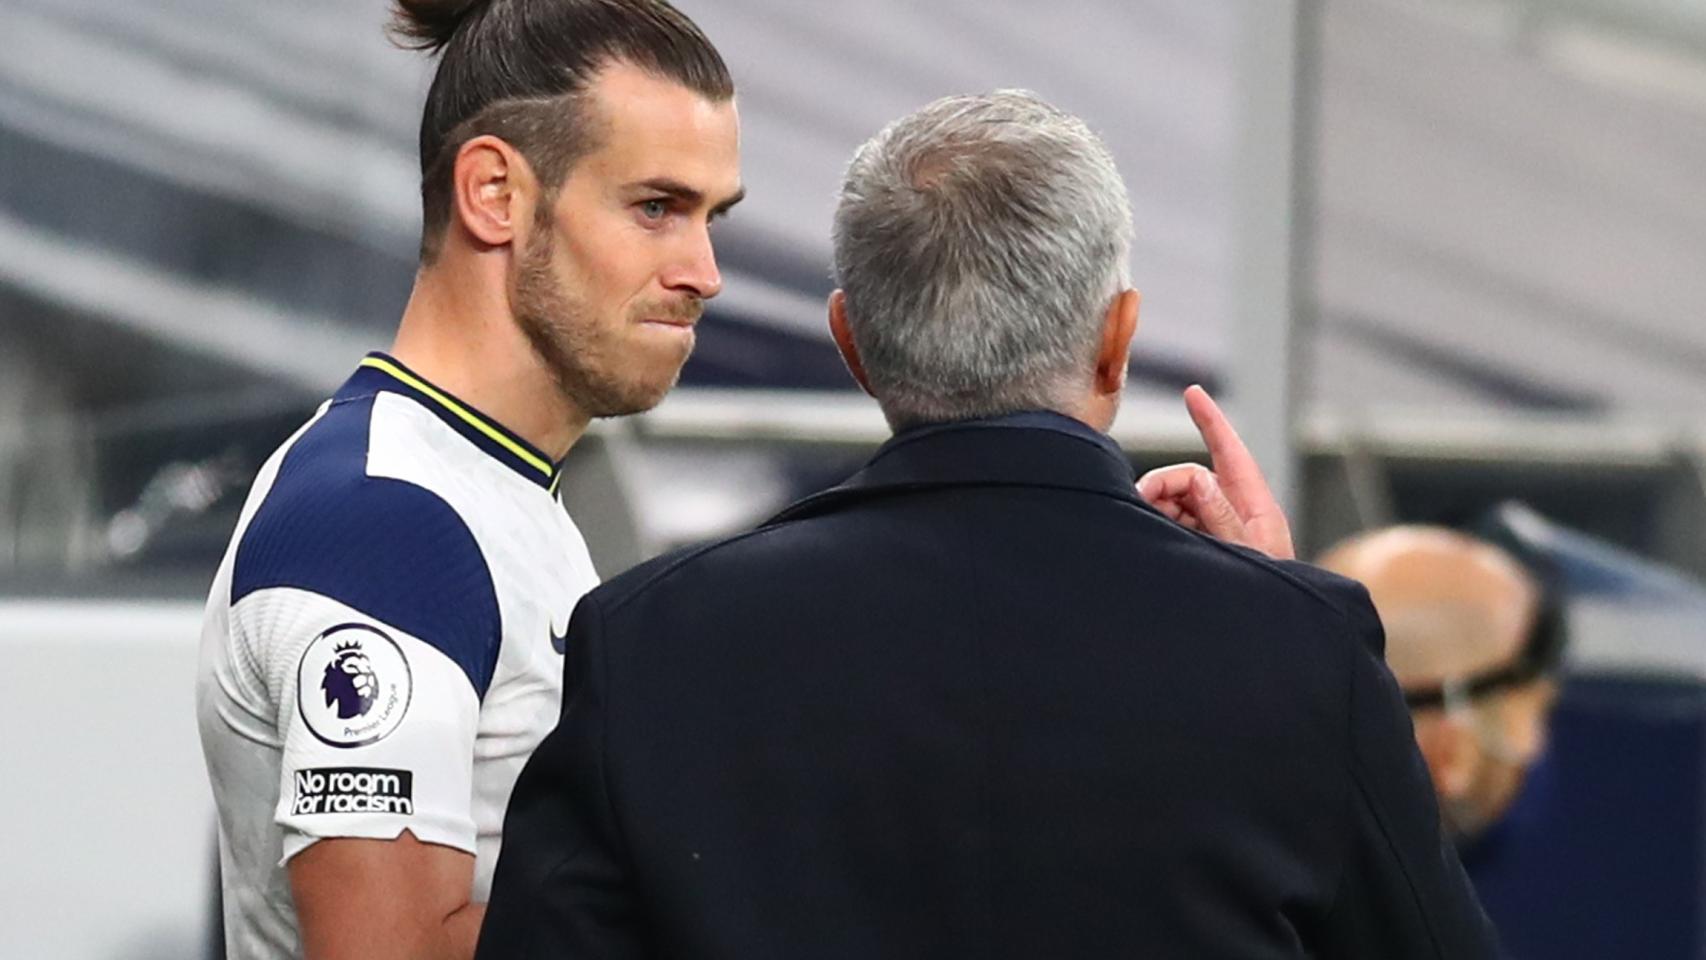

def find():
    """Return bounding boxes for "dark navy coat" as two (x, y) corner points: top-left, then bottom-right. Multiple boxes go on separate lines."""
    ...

(479, 416), (1497, 959)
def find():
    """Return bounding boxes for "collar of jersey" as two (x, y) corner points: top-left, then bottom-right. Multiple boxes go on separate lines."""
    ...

(337, 352), (563, 493)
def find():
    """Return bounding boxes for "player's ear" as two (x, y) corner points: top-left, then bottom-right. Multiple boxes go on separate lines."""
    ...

(451, 135), (534, 250)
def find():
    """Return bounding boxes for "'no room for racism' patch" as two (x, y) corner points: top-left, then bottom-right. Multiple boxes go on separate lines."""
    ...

(291, 767), (415, 816)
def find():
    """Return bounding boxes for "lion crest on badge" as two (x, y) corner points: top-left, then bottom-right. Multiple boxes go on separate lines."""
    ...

(322, 638), (380, 719)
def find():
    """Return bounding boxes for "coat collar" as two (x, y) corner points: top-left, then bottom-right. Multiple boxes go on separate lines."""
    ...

(765, 413), (1149, 526)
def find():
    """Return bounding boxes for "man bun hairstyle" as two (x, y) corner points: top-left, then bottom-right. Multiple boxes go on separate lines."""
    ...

(389, 0), (733, 261)
(389, 0), (485, 52)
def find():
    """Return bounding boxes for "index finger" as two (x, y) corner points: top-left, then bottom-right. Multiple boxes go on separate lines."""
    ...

(1182, 385), (1273, 514)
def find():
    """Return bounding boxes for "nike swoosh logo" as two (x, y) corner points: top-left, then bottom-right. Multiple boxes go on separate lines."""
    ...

(550, 620), (569, 655)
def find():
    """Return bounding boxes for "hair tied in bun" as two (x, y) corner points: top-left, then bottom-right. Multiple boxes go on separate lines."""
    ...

(389, 0), (490, 53)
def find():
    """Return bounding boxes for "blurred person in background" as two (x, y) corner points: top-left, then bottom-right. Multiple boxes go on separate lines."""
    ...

(478, 89), (1495, 959)
(1138, 471), (1574, 960)
(1317, 527), (1561, 847)
(1318, 527), (1566, 958)
(194, 1), (742, 957)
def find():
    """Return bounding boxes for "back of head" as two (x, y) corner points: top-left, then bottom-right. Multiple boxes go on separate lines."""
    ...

(832, 90), (1134, 428)
(391, 0), (732, 260)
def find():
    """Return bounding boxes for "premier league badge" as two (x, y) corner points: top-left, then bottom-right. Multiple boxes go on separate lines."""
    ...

(324, 638), (380, 719)
(297, 624), (413, 748)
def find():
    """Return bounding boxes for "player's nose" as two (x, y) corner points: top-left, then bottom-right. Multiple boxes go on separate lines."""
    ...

(662, 226), (722, 300)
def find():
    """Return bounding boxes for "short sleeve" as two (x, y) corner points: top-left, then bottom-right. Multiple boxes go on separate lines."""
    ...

(231, 591), (482, 860)
(228, 434), (502, 862)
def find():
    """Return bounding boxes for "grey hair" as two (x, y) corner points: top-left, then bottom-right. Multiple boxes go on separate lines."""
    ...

(832, 89), (1134, 428)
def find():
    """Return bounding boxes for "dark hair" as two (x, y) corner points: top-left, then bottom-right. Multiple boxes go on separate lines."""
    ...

(390, 0), (733, 260)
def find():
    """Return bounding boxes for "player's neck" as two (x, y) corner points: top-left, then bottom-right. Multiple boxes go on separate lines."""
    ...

(390, 265), (589, 463)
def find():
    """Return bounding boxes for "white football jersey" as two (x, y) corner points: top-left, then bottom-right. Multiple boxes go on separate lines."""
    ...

(196, 353), (598, 959)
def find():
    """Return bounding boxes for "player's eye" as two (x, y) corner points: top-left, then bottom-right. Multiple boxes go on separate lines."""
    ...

(638, 199), (669, 221)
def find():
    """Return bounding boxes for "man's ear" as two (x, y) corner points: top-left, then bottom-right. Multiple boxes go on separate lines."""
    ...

(1094, 289), (1141, 396)
(450, 135), (536, 250)
(828, 290), (875, 397)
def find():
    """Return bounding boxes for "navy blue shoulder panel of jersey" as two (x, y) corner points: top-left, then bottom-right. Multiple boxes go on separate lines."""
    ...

(232, 395), (502, 700)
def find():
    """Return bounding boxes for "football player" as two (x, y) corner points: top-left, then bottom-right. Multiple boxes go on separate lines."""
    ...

(195, 2), (743, 957)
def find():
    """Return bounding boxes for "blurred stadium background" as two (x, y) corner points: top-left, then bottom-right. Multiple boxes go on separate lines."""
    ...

(2, 0), (1704, 957)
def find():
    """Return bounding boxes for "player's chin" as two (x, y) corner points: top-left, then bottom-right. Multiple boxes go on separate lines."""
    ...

(608, 355), (690, 416)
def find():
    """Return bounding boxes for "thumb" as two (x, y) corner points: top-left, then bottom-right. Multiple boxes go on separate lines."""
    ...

(1187, 469), (1248, 545)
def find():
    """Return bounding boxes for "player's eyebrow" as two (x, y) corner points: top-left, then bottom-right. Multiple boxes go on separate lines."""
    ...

(711, 185), (746, 218)
(632, 178), (746, 217)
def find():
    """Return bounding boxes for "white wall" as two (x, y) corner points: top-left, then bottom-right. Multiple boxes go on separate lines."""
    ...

(0, 601), (214, 960)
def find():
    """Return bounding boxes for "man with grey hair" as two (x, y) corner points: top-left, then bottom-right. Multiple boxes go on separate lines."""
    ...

(478, 91), (1498, 959)
(828, 89), (1135, 429)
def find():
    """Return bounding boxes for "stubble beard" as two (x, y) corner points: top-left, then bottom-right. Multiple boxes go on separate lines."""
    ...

(513, 228), (689, 419)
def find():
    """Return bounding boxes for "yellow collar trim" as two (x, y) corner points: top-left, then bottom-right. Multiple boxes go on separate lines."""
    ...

(359, 356), (555, 479)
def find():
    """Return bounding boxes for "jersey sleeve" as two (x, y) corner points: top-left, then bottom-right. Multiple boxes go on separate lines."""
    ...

(229, 468), (502, 863)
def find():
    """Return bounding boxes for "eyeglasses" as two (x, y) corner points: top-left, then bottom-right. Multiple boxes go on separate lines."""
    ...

(1402, 599), (1566, 711)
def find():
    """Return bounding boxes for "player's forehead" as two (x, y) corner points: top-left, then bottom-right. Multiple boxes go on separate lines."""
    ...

(576, 60), (741, 201)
